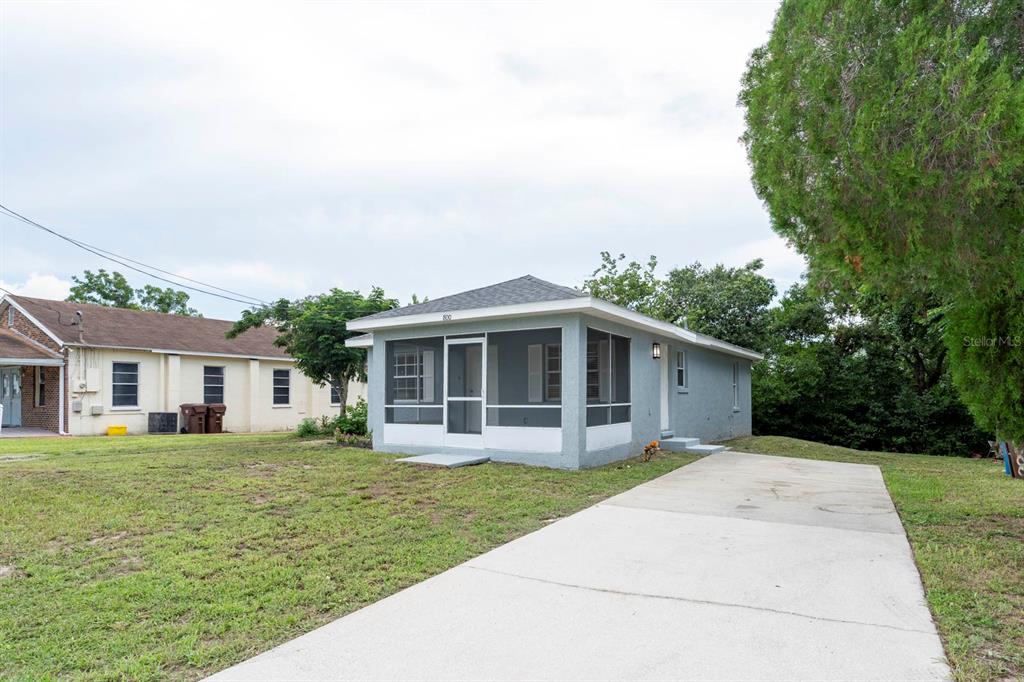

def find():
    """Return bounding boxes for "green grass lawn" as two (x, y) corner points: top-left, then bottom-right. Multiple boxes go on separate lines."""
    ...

(729, 436), (1024, 682)
(0, 433), (697, 681)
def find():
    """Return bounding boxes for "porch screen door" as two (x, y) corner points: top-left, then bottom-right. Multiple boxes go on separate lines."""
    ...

(1, 368), (22, 427)
(444, 339), (484, 449)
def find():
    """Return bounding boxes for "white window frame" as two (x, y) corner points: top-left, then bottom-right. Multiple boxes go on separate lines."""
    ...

(35, 366), (45, 407)
(203, 365), (225, 404)
(676, 350), (687, 390)
(330, 384), (341, 406)
(111, 361), (140, 410)
(732, 362), (740, 410)
(6, 307), (13, 327)
(272, 368), (291, 407)
(545, 343), (561, 402)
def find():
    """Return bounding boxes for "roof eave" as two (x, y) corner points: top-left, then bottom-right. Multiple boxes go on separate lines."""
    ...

(347, 297), (764, 362)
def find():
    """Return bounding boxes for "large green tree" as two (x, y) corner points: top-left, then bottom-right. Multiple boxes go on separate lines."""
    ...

(67, 269), (199, 316)
(740, 0), (1024, 441)
(228, 288), (396, 410)
(663, 259), (777, 353)
(755, 283), (985, 456)
(582, 252), (776, 352)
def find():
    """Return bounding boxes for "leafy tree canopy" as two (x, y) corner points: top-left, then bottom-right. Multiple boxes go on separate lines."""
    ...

(583, 252), (776, 353)
(664, 259), (777, 353)
(228, 288), (396, 410)
(740, 0), (1024, 439)
(67, 269), (199, 316)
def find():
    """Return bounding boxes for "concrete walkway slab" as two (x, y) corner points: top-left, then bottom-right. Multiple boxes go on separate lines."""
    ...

(208, 451), (950, 682)
(396, 453), (490, 468)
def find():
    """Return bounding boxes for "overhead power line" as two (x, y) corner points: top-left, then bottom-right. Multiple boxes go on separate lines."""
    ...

(0, 204), (270, 307)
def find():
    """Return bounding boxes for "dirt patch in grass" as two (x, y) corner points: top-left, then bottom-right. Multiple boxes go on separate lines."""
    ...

(87, 531), (131, 546)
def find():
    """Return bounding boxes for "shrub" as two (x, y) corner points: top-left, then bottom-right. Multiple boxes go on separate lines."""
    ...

(336, 397), (368, 436)
(296, 418), (321, 438)
(295, 397), (369, 438)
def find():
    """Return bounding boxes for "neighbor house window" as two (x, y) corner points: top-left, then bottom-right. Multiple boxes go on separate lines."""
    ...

(676, 350), (687, 389)
(204, 366), (224, 404)
(35, 367), (46, 407)
(586, 328), (631, 426)
(330, 384), (341, 405)
(6, 307), (13, 327)
(112, 362), (139, 408)
(732, 362), (739, 409)
(273, 369), (290, 405)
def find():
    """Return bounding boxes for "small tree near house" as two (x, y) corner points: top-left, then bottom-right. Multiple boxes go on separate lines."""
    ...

(227, 287), (397, 412)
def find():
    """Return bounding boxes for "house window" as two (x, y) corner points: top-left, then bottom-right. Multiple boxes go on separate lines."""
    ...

(112, 362), (139, 408)
(385, 338), (443, 425)
(273, 369), (290, 405)
(393, 349), (423, 402)
(330, 384), (341, 405)
(204, 366), (224, 404)
(676, 350), (687, 389)
(586, 328), (631, 426)
(6, 307), (13, 327)
(732, 362), (740, 409)
(35, 367), (46, 407)
(545, 344), (561, 401)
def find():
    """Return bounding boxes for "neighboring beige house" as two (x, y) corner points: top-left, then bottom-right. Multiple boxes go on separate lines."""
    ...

(0, 294), (364, 436)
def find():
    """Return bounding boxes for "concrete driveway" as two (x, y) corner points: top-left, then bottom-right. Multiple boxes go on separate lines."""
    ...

(209, 452), (950, 681)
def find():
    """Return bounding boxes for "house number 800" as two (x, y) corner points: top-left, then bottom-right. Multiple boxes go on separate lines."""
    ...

(441, 314), (452, 321)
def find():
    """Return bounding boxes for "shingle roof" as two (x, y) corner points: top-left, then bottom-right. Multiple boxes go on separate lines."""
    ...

(0, 328), (63, 361)
(361, 275), (585, 321)
(10, 296), (291, 359)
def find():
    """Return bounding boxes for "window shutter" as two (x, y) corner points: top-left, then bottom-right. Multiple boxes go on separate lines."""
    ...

(487, 344), (499, 403)
(598, 339), (610, 402)
(421, 350), (434, 403)
(527, 344), (543, 403)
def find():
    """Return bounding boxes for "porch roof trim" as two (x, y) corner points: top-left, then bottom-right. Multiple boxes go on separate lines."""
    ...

(0, 328), (64, 366)
(347, 297), (763, 361)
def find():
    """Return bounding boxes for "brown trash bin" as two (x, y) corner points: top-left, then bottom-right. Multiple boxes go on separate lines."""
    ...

(206, 403), (226, 434)
(180, 404), (208, 434)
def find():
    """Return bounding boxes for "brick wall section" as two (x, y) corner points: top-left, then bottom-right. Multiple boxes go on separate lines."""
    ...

(19, 365), (61, 430)
(0, 302), (63, 352)
(1, 301), (68, 432)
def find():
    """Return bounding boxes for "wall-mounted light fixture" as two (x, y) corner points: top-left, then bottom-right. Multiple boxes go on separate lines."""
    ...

(652, 342), (661, 360)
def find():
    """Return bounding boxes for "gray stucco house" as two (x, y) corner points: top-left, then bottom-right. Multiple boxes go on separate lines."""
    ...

(346, 275), (761, 469)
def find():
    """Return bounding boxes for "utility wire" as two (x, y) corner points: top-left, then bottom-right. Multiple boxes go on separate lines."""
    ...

(0, 204), (270, 307)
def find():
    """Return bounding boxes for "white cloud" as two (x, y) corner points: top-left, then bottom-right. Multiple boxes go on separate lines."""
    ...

(0, 1), (783, 318)
(0, 274), (72, 300)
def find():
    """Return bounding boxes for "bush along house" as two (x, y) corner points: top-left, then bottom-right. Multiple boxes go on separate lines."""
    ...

(0, 295), (364, 436)
(345, 275), (762, 469)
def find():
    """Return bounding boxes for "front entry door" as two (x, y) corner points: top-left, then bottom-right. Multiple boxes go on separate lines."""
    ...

(444, 339), (484, 449)
(1, 367), (22, 427)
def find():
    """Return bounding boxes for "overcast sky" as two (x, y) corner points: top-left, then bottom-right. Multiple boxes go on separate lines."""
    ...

(0, 0), (799, 320)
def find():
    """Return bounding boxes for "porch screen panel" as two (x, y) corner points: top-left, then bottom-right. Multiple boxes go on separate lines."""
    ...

(385, 337), (443, 425)
(586, 328), (631, 426)
(486, 328), (561, 428)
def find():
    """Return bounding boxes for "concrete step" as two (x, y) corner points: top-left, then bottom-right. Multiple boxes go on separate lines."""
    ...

(396, 453), (490, 468)
(684, 443), (729, 454)
(659, 437), (700, 452)
(660, 430), (675, 439)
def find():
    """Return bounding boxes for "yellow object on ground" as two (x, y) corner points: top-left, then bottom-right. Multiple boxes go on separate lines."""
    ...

(106, 425), (128, 436)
